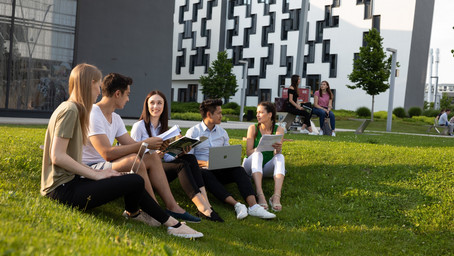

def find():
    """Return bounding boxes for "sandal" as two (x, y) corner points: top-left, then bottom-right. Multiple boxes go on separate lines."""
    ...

(269, 194), (282, 212)
(256, 193), (268, 210)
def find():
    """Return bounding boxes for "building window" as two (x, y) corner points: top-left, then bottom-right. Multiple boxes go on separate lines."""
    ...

(260, 57), (267, 78)
(362, 31), (369, 47)
(316, 21), (324, 43)
(331, 16), (339, 27)
(306, 75), (321, 95)
(286, 57), (293, 76)
(267, 44), (274, 64)
(354, 53), (360, 61)
(260, 89), (271, 102)
(278, 75), (287, 95)
(324, 5), (331, 27)
(357, 0), (363, 4)
(329, 54), (337, 78)
(244, 28), (251, 47)
(247, 76), (259, 96)
(280, 45), (287, 67)
(184, 21), (193, 39)
(322, 40), (330, 63)
(307, 41), (315, 63)
(332, 0), (340, 7)
(178, 88), (188, 102)
(188, 84), (198, 102)
(364, 0), (372, 19)
(372, 15), (381, 33)
(201, 18), (207, 37)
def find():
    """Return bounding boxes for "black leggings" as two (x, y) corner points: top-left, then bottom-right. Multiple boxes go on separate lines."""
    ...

(201, 166), (255, 203)
(288, 106), (312, 127)
(47, 174), (169, 224)
(162, 154), (204, 199)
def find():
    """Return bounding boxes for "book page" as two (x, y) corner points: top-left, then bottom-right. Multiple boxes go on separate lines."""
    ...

(256, 134), (283, 152)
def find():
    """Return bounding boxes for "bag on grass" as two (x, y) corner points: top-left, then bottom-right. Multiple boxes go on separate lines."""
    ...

(322, 115), (332, 136)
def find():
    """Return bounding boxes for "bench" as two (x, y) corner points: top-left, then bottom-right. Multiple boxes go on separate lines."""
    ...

(427, 121), (449, 135)
(277, 112), (297, 131)
(348, 118), (371, 134)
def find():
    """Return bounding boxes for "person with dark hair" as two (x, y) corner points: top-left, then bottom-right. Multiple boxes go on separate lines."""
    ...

(42, 66), (202, 239)
(288, 74), (317, 135)
(438, 109), (453, 136)
(186, 99), (276, 220)
(131, 91), (223, 222)
(243, 101), (286, 212)
(82, 73), (202, 224)
(313, 80), (336, 136)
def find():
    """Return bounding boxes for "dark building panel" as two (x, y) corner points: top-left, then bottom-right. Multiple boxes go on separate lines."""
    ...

(74, 0), (174, 118)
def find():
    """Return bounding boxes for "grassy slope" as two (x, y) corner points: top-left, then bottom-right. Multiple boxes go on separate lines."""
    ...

(0, 125), (453, 255)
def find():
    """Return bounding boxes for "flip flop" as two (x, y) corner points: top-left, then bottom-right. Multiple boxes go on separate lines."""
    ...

(269, 194), (282, 212)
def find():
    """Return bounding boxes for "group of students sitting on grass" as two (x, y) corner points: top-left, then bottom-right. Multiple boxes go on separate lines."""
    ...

(41, 63), (288, 239)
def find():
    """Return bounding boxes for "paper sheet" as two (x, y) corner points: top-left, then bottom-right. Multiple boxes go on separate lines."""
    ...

(256, 134), (283, 152)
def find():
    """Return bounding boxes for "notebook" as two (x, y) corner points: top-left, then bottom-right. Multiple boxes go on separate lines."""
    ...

(207, 144), (242, 170)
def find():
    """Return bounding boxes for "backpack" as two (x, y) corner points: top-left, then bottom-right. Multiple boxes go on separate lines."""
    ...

(322, 115), (332, 136)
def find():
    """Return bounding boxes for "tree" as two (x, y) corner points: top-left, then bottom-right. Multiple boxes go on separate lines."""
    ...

(440, 92), (451, 110)
(347, 28), (392, 121)
(199, 51), (238, 103)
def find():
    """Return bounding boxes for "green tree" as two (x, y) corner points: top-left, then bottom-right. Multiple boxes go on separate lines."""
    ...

(440, 92), (451, 110)
(347, 28), (392, 121)
(199, 51), (238, 103)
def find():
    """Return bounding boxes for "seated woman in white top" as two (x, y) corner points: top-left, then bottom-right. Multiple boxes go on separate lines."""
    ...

(131, 90), (223, 222)
(243, 101), (286, 212)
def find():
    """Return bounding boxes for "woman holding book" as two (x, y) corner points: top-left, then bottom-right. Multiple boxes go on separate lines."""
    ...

(41, 64), (202, 238)
(243, 101), (286, 212)
(131, 90), (223, 222)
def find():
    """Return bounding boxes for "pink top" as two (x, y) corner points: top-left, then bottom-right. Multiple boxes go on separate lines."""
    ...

(314, 91), (331, 108)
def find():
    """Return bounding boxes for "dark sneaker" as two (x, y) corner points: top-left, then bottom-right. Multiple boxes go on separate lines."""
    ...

(165, 210), (201, 223)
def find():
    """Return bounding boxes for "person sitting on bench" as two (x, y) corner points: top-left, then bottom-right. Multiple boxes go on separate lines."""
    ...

(287, 74), (317, 135)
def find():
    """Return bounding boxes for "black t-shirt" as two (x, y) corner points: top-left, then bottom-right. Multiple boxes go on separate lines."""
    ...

(288, 88), (298, 109)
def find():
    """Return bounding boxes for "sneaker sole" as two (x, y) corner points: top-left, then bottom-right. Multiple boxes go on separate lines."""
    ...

(170, 233), (204, 239)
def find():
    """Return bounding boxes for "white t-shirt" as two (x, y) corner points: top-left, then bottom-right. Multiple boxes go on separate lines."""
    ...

(82, 104), (128, 165)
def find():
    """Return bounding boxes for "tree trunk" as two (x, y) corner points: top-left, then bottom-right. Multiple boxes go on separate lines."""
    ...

(371, 95), (375, 122)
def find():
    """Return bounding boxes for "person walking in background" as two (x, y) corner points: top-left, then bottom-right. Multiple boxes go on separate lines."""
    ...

(313, 80), (336, 136)
(287, 75), (317, 135)
(41, 64), (202, 239)
(131, 90), (223, 222)
(243, 101), (286, 212)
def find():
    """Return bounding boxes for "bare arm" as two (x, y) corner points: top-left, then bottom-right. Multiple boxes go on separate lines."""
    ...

(51, 136), (120, 180)
(313, 94), (321, 109)
(272, 126), (285, 154)
(245, 124), (257, 157)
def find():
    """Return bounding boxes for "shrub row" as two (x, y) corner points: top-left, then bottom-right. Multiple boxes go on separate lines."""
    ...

(356, 106), (437, 119)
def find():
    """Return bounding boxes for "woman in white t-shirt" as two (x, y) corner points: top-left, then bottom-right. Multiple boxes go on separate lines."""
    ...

(313, 80), (336, 136)
(131, 90), (223, 222)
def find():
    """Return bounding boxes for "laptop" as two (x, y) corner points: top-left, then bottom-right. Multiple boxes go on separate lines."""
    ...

(208, 144), (242, 170)
(130, 142), (148, 173)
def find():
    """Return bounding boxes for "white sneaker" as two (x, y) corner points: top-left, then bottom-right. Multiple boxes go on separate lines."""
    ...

(319, 130), (324, 135)
(234, 202), (248, 220)
(248, 205), (276, 219)
(122, 210), (161, 227)
(308, 131), (318, 135)
(167, 223), (204, 239)
(332, 131), (336, 137)
(300, 129), (309, 134)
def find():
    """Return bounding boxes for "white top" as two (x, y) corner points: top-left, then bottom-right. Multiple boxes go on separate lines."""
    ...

(82, 104), (128, 165)
(130, 120), (175, 162)
(439, 112), (449, 126)
(185, 121), (230, 161)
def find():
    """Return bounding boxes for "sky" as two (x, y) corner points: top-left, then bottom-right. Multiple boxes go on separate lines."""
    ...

(428, 0), (454, 84)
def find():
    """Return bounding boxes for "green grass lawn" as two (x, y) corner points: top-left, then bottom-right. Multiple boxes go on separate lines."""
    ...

(0, 124), (453, 255)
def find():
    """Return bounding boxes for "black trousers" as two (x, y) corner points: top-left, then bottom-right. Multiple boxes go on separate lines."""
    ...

(162, 154), (204, 199)
(47, 174), (169, 223)
(287, 105), (312, 127)
(201, 166), (255, 203)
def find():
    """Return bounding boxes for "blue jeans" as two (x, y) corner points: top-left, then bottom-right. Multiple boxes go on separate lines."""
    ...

(312, 107), (335, 130)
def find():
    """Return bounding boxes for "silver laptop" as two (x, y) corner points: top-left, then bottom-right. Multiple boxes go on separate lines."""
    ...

(208, 144), (242, 170)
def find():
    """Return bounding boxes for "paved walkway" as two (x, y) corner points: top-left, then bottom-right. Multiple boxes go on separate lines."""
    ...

(0, 116), (452, 138)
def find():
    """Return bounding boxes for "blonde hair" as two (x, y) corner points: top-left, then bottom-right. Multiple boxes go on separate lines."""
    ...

(68, 63), (102, 144)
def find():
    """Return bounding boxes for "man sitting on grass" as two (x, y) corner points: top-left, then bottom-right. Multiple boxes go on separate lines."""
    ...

(185, 98), (276, 220)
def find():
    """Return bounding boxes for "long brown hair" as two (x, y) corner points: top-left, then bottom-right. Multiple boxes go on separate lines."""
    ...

(68, 63), (102, 144)
(258, 101), (277, 132)
(319, 80), (333, 99)
(290, 74), (300, 97)
(139, 90), (169, 137)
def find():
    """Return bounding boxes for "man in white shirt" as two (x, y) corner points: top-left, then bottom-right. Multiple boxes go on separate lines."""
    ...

(186, 98), (275, 220)
(82, 73), (200, 223)
(438, 109), (453, 136)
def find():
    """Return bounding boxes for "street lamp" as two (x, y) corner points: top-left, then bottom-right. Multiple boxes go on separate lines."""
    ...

(386, 47), (397, 132)
(238, 60), (248, 122)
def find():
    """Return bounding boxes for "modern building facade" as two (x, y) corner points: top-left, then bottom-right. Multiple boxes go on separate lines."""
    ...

(0, 0), (174, 118)
(172, 0), (435, 111)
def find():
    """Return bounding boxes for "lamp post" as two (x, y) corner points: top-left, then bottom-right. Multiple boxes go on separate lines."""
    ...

(238, 60), (248, 122)
(386, 47), (397, 132)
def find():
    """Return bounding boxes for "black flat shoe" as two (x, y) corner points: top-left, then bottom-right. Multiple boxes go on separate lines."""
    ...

(197, 209), (224, 222)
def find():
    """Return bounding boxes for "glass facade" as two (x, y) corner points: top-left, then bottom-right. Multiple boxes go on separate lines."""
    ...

(0, 0), (76, 112)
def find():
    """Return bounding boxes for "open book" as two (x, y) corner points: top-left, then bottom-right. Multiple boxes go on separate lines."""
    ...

(165, 136), (208, 156)
(256, 134), (283, 152)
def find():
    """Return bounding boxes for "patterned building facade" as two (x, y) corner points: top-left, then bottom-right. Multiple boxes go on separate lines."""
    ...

(172, 0), (434, 111)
